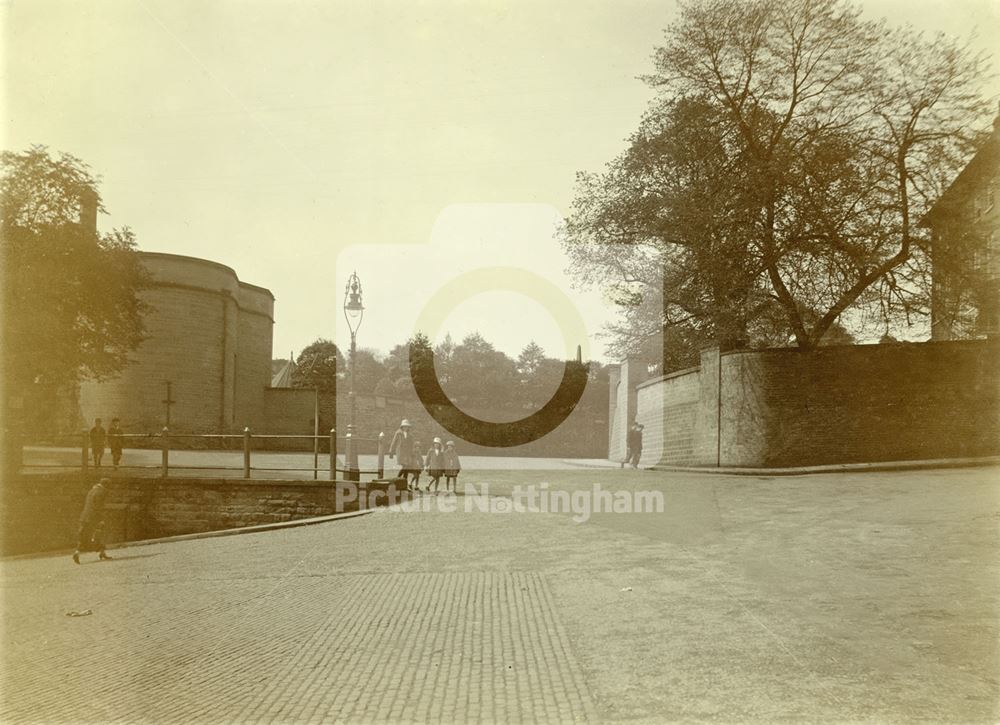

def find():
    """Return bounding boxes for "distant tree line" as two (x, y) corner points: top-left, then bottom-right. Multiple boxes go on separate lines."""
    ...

(280, 332), (610, 415)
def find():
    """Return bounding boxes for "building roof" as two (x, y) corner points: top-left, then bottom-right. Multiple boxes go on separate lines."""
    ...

(271, 358), (296, 388)
(921, 110), (1000, 227)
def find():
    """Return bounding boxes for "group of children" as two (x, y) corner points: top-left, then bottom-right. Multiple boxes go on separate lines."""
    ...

(388, 419), (461, 493)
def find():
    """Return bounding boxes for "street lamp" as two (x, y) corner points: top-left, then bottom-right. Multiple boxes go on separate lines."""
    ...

(343, 271), (364, 481)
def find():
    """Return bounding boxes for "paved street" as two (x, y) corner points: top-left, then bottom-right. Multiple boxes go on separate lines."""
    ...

(21, 446), (619, 479)
(2, 466), (998, 722)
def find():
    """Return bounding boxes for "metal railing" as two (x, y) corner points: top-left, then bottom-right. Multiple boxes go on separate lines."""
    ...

(28, 428), (391, 480)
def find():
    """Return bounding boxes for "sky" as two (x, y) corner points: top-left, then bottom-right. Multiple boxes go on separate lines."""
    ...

(4, 0), (999, 362)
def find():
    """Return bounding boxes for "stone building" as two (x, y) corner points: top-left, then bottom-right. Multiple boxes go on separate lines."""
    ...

(78, 252), (274, 434)
(923, 109), (1000, 340)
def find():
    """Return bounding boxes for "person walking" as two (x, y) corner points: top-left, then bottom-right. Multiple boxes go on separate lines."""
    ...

(443, 440), (461, 493)
(425, 438), (445, 493)
(107, 418), (124, 469)
(89, 418), (106, 468)
(410, 440), (424, 491)
(389, 419), (418, 488)
(73, 478), (112, 564)
(627, 422), (644, 469)
(622, 421), (635, 468)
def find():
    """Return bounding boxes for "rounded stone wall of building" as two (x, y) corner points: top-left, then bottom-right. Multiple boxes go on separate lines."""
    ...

(78, 252), (274, 435)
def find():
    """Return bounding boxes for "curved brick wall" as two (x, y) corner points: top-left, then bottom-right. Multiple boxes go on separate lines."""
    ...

(79, 253), (274, 434)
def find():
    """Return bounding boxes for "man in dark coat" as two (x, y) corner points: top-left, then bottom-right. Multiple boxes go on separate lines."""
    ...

(626, 422), (644, 469)
(73, 478), (112, 564)
(89, 418), (106, 467)
(107, 417), (124, 469)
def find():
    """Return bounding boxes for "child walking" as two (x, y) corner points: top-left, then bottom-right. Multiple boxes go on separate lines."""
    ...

(443, 440), (461, 493)
(424, 438), (445, 493)
(410, 440), (424, 491)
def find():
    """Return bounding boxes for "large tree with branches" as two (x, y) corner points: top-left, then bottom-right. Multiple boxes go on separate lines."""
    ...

(1, 146), (149, 436)
(563, 0), (991, 358)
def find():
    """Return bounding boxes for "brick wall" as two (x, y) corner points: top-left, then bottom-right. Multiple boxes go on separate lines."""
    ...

(735, 340), (1000, 466)
(628, 339), (1000, 468)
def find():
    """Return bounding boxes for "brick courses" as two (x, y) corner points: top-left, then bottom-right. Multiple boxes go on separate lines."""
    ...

(78, 253), (274, 435)
(624, 339), (999, 468)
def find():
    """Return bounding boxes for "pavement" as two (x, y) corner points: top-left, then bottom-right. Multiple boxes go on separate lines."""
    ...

(1, 465), (998, 722)
(22, 446), (1000, 481)
(20, 446), (619, 479)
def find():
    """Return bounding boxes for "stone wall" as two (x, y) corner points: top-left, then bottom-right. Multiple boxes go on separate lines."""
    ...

(79, 285), (228, 433)
(262, 388), (318, 436)
(0, 473), (380, 557)
(260, 385), (610, 458)
(78, 253), (275, 436)
(634, 364), (701, 466)
(607, 360), (648, 463)
(235, 283), (274, 430)
(626, 339), (1000, 468)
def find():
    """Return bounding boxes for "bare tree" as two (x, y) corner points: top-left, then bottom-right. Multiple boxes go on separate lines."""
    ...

(564, 0), (992, 354)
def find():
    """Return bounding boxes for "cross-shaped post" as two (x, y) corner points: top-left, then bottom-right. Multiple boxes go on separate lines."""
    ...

(162, 381), (176, 428)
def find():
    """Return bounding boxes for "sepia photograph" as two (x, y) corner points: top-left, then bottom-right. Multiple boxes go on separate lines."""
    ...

(1, 0), (998, 722)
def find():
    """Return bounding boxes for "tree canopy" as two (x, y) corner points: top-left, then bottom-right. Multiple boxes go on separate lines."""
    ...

(291, 339), (344, 392)
(323, 332), (612, 416)
(562, 0), (992, 358)
(439, 333), (519, 410)
(1, 146), (149, 431)
(350, 348), (387, 396)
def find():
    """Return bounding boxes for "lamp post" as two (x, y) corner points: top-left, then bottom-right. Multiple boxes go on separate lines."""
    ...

(343, 271), (364, 481)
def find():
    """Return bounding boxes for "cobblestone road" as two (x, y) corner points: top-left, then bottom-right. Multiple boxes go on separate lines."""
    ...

(2, 467), (998, 722)
(1, 507), (602, 724)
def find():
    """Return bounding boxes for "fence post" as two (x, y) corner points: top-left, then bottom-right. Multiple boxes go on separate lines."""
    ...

(160, 427), (169, 478)
(377, 432), (385, 479)
(243, 427), (251, 479)
(329, 428), (336, 480)
(82, 430), (89, 472)
(345, 432), (357, 482)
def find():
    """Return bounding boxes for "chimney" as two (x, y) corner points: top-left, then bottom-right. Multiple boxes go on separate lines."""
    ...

(78, 187), (98, 234)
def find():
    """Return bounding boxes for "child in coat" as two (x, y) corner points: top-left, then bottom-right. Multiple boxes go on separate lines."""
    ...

(443, 441), (461, 493)
(410, 441), (424, 491)
(424, 438), (445, 493)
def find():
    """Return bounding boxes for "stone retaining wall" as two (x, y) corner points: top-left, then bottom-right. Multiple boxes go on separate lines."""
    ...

(0, 473), (393, 557)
